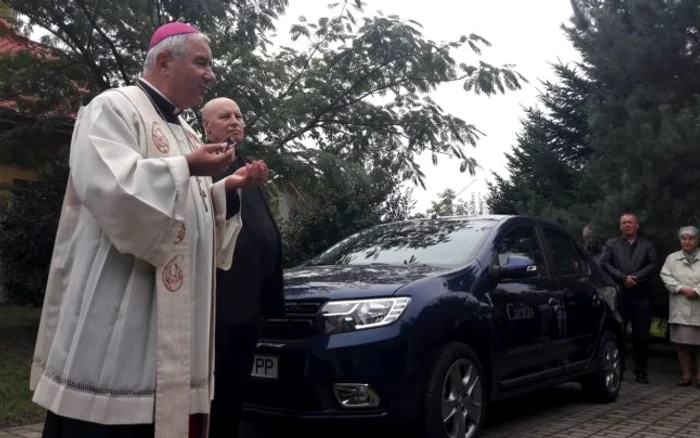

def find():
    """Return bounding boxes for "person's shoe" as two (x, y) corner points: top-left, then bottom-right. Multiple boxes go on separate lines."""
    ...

(635, 372), (649, 384)
(678, 378), (692, 387)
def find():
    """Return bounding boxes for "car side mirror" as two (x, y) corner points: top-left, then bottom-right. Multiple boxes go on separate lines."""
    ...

(489, 254), (538, 280)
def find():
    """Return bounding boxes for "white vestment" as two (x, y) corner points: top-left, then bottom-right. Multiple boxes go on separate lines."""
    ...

(29, 85), (241, 438)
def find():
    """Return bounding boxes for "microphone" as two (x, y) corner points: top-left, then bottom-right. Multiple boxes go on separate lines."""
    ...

(225, 137), (236, 151)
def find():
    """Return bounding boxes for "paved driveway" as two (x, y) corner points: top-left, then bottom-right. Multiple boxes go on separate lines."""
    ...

(3, 373), (700, 438)
(480, 373), (700, 438)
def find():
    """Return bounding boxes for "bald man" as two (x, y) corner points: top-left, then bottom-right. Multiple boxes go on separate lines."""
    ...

(201, 97), (285, 438)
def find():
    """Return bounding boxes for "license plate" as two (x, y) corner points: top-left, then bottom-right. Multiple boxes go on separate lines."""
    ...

(251, 355), (278, 379)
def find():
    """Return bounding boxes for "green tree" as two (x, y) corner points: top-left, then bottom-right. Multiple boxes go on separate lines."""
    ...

(486, 62), (592, 230)
(0, 150), (69, 305)
(425, 188), (469, 217)
(464, 192), (488, 216)
(420, 188), (486, 217)
(0, 0), (527, 302)
(564, 0), (700, 249)
(486, 0), (700, 323)
(2, 0), (526, 184)
(279, 161), (415, 267)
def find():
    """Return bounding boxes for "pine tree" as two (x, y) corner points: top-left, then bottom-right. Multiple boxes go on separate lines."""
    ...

(486, 62), (591, 231)
(565, 0), (700, 250)
(489, 0), (700, 254)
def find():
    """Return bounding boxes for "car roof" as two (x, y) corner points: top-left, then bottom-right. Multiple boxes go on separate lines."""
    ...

(387, 214), (572, 235)
(392, 214), (512, 225)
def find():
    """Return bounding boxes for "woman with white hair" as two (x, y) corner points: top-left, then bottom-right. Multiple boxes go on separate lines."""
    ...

(660, 225), (700, 387)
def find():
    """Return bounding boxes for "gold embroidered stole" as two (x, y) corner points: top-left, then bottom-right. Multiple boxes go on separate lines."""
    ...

(116, 86), (213, 438)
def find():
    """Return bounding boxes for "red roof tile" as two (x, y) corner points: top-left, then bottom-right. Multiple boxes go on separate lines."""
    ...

(0, 18), (78, 118)
(0, 18), (54, 57)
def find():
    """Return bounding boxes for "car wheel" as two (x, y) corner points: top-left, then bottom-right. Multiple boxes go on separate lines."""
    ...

(423, 342), (486, 438)
(581, 330), (622, 403)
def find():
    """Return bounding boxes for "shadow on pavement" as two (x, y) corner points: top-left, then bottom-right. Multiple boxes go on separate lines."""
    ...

(483, 383), (584, 427)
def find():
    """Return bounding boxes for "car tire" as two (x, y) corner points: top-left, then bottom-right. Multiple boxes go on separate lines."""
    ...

(423, 342), (487, 438)
(580, 330), (622, 403)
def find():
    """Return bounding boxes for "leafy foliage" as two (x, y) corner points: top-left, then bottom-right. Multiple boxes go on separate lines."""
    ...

(279, 160), (415, 267)
(0, 0), (526, 298)
(3, 0), (526, 184)
(0, 148), (69, 305)
(486, 62), (591, 227)
(419, 188), (487, 218)
(563, 0), (700, 249)
(487, 0), (700, 323)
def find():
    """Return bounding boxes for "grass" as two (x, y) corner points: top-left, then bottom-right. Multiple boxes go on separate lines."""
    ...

(649, 317), (667, 339)
(0, 305), (45, 428)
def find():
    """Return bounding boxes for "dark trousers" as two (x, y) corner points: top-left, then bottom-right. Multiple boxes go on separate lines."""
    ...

(209, 320), (263, 438)
(622, 295), (651, 374)
(42, 410), (154, 438)
(42, 408), (206, 438)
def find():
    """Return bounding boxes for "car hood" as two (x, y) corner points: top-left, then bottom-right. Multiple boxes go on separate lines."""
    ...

(283, 264), (448, 300)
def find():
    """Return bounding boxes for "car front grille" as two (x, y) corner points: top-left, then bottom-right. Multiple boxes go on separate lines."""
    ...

(259, 300), (323, 341)
(284, 300), (323, 315)
(244, 380), (324, 411)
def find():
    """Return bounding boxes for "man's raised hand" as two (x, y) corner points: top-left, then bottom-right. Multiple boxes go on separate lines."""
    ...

(224, 160), (269, 192)
(185, 143), (235, 176)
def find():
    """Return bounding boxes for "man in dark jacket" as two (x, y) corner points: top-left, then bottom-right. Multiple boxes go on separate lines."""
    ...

(600, 213), (658, 384)
(202, 97), (286, 437)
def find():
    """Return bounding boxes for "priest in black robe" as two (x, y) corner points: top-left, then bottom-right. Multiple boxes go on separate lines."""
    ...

(202, 97), (286, 438)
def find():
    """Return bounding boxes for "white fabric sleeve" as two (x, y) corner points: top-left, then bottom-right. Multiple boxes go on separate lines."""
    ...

(210, 180), (242, 271)
(659, 256), (682, 294)
(69, 92), (190, 267)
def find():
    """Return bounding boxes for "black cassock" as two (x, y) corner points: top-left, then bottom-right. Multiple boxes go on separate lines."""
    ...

(208, 155), (285, 438)
(42, 411), (154, 438)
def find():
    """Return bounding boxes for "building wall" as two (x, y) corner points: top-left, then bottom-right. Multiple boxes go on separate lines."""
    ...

(0, 164), (38, 192)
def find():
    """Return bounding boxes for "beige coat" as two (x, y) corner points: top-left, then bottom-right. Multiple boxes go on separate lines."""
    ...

(659, 250), (700, 327)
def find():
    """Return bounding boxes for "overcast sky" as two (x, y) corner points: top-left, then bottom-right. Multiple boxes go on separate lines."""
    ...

(272, 0), (582, 212)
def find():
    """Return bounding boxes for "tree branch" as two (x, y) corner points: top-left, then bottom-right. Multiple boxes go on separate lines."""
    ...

(277, 0), (349, 100)
(269, 23), (471, 151)
(328, 76), (417, 112)
(32, 5), (111, 90)
(271, 74), (417, 152)
(317, 118), (408, 139)
(75, 0), (132, 85)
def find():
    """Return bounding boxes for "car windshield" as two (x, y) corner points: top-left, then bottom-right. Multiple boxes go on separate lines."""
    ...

(305, 217), (497, 267)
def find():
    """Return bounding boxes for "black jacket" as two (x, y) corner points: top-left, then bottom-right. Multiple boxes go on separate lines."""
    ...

(600, 235), (658, 296)
(213, 156), (285, 326)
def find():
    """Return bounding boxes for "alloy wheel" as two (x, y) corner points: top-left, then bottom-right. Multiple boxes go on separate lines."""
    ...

(441, 358), (484, 438)
(602, 338), (621, 393)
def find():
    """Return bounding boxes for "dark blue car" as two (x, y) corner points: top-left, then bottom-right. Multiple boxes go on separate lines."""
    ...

(242, 215), (624, 438)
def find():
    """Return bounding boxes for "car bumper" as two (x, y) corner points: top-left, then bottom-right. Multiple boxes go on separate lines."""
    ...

(241, 320), (424, 423)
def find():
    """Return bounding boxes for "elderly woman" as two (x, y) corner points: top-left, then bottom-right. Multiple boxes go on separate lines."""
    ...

(660, 225), (700, 387)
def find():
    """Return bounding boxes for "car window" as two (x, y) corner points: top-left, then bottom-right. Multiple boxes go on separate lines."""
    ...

(541, 227), (587, 277)
(306, 218), (497, 267)
(496, 225), (545, 275)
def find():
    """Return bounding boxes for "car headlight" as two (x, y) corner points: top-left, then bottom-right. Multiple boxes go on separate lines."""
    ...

(320, 297), (411, 334)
